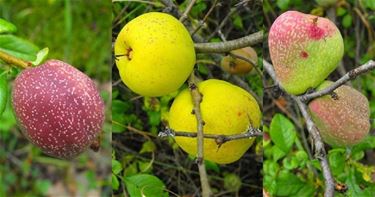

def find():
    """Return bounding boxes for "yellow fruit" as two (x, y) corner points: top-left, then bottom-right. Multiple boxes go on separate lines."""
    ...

(114, 12), (196, 97)
(220, 47), (257, 75)
(169, 79), (261, 164)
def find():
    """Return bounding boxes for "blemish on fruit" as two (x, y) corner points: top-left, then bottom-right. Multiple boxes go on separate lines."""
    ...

(300, 51), (309, 58)
(126, 47), (133, 60)
(308, 24), (325, 40)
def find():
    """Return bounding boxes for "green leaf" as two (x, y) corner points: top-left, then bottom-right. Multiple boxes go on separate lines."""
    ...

(277, 0), (290, 10)
(124, 174), (168, 197)
(328, 148), (346, 176)
(31, 47), (49, 66)
(204, 160), (220, 173)
(139, 140), (156, 154)
(112, 174), (120, 190)
(336, 7), (347, 16)
(34, 180), (51, 195)
(0, 34), (39, 61)
(270, 113), (296, 153)
(0, 18), (17, 34)
(272, 145), (286, 161)
(275, 170), (305, 196)
(233, 14), (244, 30)
(0, 75), (7, 116)
(112, 159), (123, 175)
(342, 14), (352, 29)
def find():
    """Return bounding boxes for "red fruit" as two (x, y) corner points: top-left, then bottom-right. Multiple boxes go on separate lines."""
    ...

(12, 60), (104, 159)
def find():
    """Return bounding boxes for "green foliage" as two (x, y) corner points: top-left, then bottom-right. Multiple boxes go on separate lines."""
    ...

(124, 174), (168, 197)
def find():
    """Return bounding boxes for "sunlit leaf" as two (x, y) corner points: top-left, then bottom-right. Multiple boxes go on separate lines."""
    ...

(124, 174), (168, 197)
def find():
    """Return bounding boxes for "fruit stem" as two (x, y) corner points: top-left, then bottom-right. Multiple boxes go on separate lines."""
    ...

(0, 50), (32, 69)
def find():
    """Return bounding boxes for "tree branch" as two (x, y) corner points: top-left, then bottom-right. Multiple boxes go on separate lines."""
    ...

(0, 50), (31, 69)
(179, 0), (197, 22)
(159, 127), (262, 146)
(263, 60), (335, 197)
(194, 31), (263, 53)
(188, 73), (212, 197)
(298, 60), (375, 102)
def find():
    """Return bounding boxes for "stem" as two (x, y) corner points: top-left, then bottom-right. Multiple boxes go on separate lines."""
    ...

(0, 50), (31, 69)
(194, 31), (263, 53)
(298, 60), (375, 102)
(188, 73), (212, 197)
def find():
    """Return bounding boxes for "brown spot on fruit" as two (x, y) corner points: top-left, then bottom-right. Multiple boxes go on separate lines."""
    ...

(300, 51), (309, 58)
(12, 60), (105, 159)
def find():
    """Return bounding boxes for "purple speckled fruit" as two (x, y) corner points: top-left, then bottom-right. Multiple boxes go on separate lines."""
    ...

(12, 60), (104, 159)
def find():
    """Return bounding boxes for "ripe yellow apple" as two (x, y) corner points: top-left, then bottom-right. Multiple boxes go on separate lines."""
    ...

(169, 79), (261, 164)
(114, 12), (196, 97)
(221, 47), (257, 75)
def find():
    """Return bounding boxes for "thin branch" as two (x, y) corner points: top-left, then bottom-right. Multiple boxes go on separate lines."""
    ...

(191, 0), (220, 36)
(263, 60), (335, 197)
(0, 50), (31, 69)
(195, 31), (263, 53)
(188, 73), (212, 197)
(180, 0), (197, 22)
(298, 60), (375, 102)
(229, 52), (263, 77)
(159, 127), (262, 146)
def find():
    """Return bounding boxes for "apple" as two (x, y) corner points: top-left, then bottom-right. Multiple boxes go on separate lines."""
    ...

(115, 12), (196, 97)
(168, 79), (261, 164)
(268, 11), (344, 95)
(12, 60), (105, 159)
(308, 81), (370, 147)
(221, 47), (257, 75)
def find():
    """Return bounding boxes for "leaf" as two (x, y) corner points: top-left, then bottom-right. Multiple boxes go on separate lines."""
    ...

(205, 160), (220, 173)
(277, 0), (290, 10)
(0, 18), (17, 34)
(140, 140), (156, 154)
(275, 170), (304, 196)
(31, 47), (49, 66)
(112, 174), (120, 190)
(272, 145), (286, 161)
(112, 159), (123, 175)
(342, 14), (352, 29)
(0, 34), (39, 61)
(269, 113), (296, 153)
(328, 148), (346, 176)
(34, 180), (51, 195)
(233, 14), (244, 30)
(0, 75), (7, 116)
(124, 174), (168, 197)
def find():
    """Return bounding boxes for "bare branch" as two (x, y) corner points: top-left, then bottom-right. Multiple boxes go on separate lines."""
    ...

(191, 0), (220, 36)
(180, 0), (197, 22)
(0, 50), (32, 69)
(298, 60), (375, 102)
(188, 73), (212, 197)
(194, 31), (263, 53)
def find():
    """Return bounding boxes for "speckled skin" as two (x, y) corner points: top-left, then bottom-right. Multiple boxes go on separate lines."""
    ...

(308, 81), (370, 147)
(169, 79), (261, 164)
(12, 60), (104, 159)
(115, 12), (195, 97)
(269, 11), (344, 95)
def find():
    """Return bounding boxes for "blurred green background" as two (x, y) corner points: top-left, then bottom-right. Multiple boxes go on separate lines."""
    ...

(0, 0), (112, 196)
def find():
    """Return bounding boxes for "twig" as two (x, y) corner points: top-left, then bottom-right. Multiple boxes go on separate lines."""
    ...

(298, 60), (375, 102)
(191, 0), (220, 36)
(263, 60), (335, 197)
(180, 0), (197, 22)
(159, 127), (262, 145)
(0, 50), (31, 69)
(188, 73), (212, 197)
(194, 31), (263, 53)
(229, 52), (263, 77)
